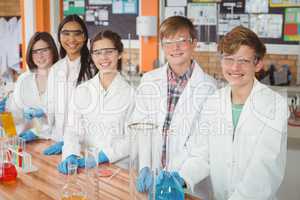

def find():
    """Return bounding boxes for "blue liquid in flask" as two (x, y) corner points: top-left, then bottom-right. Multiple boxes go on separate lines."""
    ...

(154, 173), (184, 200)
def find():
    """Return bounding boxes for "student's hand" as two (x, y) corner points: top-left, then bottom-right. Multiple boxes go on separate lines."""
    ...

(98, 150), (109, 164)
(57, 155), (79, 174)
(136, 167), (153, 193)
(43, 141), (64, 155)
(23, 107), (45, 120)
(0, 96), (8, 112)
(19, 129), (38, 142)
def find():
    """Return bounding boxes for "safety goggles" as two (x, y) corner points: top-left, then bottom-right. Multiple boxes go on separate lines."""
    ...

(32, 47), (50, 55)
(91, 48), (117, 57)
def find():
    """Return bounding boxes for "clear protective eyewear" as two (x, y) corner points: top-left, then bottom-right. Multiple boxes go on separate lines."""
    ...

(91, 48), (117, 57)
(32, 47), (50, 55)
(162, 37), (193, 48)
(221, 55), (257, 66)
(60, 29), (84, 38)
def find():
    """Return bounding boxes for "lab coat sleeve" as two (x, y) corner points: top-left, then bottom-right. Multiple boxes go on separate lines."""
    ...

(61, 91), (82, 160)
(46, 67), (55, 129)
(102, 91), (135, 163)
(128, 74), (160, 124)
(229, 106), (288, 200)
(178, 115), (210, 192)
(127, 78), (155, 170)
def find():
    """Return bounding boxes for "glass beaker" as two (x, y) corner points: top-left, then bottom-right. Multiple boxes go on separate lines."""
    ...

(0, 143), (17, 184)
(61, 162), (87, 200)
(0, 112), (17, 137)
(128, 122), (162, 200)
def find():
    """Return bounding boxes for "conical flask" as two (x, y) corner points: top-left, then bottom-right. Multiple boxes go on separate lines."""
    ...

(61, 162), (87, 200)
(155, 130), (184, 200)
(0, 142), (17, 184)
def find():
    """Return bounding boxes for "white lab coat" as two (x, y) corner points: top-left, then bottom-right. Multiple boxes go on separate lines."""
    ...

(131, 61), (216, 199)
(7, 17), (21, 72)
(6, 71), (50, 138)
(190, 79), (288, 200)
(0, 18), (8, 77)
(62, 72), (135, 165)
(47, 56), (81, 142)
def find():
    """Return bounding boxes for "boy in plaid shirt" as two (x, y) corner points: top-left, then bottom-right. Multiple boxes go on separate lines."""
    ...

(132, 16), (216, 199)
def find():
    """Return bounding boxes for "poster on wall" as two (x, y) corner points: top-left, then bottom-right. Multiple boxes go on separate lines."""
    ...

(250, 14), (283, 38)
(166, 0), (187, 7)
(85, 2), (138, 39)
(187, 3), (217, 25)
(64, 0), (85, 15)
(85, 5), (110, 26)
(88, 0), (112, 5)
(165, 7), (185, 19)
(112, 0), (137, 14)
(284, 8), (300, 41)
(123, 0), (138, 14)
(218, 14), (249, 35)
(191, 0), (221, 2)
(112, 0), (123, 14)
(270, 0), (300, 7)
(187, 3), (217, 43)
(245, 0), (268, 13)
(220, 0), (245, 14)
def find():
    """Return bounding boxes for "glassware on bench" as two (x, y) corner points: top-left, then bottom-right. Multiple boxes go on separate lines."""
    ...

(61, 162), (87, 200)
(128, 122), (161, 200)
(0, 143), (17, 184)
(155, 130), (184, 200)
(0, 112), (17, 137)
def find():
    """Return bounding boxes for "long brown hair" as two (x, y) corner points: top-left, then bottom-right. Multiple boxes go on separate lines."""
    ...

(26, 32), (59, 71)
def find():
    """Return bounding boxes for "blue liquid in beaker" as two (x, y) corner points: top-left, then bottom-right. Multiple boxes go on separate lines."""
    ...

(154, 173), (184, 200)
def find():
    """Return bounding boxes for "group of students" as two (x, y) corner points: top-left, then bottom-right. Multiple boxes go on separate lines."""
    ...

(0, 14), (288, 200)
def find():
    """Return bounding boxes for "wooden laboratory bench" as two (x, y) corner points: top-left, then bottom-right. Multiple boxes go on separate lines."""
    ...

(0, 140), (201, 200)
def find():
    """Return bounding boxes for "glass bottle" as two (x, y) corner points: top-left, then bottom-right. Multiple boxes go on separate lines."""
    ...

(61, 162), (87, 200)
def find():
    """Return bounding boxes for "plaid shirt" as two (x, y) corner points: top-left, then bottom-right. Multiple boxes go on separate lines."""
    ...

(161, 62), (194, 168)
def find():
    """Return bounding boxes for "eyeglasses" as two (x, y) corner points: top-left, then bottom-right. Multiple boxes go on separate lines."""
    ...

(221, 55), (257, 66)
(32, 47), (50, 55)
(162, 37), (193, 48)
(91, 48), (117, 57)
(60, 30), (84, 38)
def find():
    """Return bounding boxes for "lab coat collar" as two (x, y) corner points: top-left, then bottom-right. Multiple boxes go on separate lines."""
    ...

(225, 78), (257, 132)
(160, 60), (206, 86)
(154, 60), (209, 130)
(227, 78), (287, 133)
(92, 71), (124, 93)
(65, 55), (81, 72)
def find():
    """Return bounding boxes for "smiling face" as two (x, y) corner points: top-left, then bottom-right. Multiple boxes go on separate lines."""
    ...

(91, 38), (120, 74)
(162, 28), (196, 71)
(221, 45), (263, 91)
(31, 40), (53, 70)
(59, 21), (85, 60)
